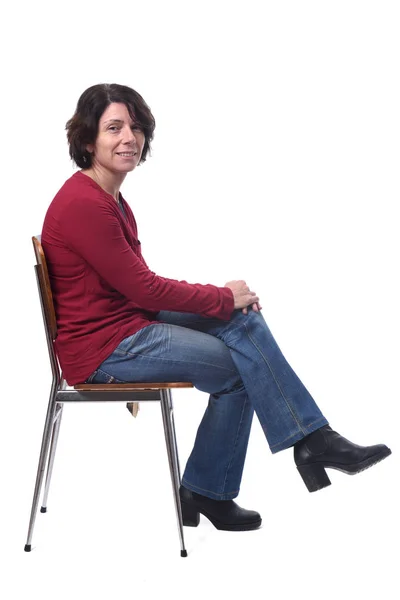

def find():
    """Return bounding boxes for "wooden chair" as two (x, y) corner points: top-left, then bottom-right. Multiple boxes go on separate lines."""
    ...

(24, 235), (193, 557)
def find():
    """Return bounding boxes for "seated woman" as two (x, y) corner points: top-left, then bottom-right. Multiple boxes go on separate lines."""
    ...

(41, 83), (391, 532)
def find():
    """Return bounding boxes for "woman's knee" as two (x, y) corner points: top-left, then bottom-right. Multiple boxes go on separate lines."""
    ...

(227, 308), (266, 336)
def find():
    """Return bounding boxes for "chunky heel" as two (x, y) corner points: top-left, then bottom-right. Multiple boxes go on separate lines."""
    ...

(297, 463), (331, 492)
(181, 501), (200, 527)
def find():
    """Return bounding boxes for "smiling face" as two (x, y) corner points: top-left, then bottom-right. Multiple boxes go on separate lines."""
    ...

(86, 102), (145, 175)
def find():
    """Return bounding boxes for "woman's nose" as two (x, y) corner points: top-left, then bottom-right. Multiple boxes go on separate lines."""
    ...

(123, 125), (136, 143)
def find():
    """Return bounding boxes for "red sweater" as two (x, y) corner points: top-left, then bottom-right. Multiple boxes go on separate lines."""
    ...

(41, 171), (234, 385)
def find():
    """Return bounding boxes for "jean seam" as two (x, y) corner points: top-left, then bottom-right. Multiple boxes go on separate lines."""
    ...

(221, 396), (248, 494)
(111, 351), (239, 376)
(96, 368), (125, 384)
(243, 320), (307, 435)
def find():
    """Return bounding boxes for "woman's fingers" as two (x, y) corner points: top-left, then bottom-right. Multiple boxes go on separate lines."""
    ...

(242, 302), (263, 315)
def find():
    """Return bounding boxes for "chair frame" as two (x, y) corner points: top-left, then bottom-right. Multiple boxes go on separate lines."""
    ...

(24, 235), (192, 557)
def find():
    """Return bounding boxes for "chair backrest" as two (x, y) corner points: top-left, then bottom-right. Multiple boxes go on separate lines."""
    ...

(32, 235), (58, 341)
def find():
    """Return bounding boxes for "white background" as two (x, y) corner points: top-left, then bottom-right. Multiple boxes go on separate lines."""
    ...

(1, 1), (399, 599)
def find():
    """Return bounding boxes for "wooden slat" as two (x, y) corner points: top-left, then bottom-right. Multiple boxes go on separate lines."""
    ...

(74, 382), (193, 391)
(32, 236), (58, 340)
(126, 402), (139, 417)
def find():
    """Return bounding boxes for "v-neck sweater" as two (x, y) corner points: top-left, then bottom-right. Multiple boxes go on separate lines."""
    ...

(41, 171), (234, 385)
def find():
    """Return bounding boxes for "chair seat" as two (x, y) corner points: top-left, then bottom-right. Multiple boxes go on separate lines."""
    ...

(74, 382), (194, 391)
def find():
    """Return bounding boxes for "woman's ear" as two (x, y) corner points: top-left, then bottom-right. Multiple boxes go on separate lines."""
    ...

(86, 144), (94, 153)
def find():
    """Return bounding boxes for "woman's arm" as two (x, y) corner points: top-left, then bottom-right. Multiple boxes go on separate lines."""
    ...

(60, 196), (235, 319)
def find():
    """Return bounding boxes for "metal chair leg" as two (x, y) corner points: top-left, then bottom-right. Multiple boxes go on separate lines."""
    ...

(166, 389), (182, 483)
(160, 389), (187, 557)
(24, 389), (58, 552)
(40, 403), (64, 513)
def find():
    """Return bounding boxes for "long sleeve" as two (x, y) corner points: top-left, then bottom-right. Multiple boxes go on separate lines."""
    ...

(60, 194), (234, 320)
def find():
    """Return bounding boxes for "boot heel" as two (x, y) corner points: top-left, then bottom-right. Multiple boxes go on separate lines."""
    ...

(181, 501), (200, 527)
(297, 463), (331, 492)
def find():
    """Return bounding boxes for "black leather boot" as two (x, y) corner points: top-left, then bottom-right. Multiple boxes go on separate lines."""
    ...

(294, 425), (391, 492)
(179, 486), (262, 531)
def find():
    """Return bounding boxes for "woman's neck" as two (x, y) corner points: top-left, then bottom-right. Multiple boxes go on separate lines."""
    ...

(81, 166), (126, 202)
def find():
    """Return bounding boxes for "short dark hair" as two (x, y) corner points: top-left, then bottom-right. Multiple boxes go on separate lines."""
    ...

(66, 83), (156, 169)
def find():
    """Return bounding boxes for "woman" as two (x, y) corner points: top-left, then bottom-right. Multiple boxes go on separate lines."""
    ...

(42, 83), (391, 532)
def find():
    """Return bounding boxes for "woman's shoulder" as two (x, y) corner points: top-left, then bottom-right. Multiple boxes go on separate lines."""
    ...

(50, 171), (115, 213)
(56, 170), (100, 199)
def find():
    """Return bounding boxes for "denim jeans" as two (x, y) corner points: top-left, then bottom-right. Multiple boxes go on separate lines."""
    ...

(86, 309), (328, 500)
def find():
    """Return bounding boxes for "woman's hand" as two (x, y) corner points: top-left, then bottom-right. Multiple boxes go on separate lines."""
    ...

(224, 280), (262, 314)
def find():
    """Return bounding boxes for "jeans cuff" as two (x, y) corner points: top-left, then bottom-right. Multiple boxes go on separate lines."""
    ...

(269, 417), (329, 454)
(181, 478), (240, 501)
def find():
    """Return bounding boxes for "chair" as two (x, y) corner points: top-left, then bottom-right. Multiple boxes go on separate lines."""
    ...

(24, 235), (193, 557)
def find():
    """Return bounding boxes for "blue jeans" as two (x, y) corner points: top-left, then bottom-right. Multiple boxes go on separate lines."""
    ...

(85, 310), (328, 500)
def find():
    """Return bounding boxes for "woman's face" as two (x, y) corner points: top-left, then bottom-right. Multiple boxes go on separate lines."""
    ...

(87, 102), (145, 174)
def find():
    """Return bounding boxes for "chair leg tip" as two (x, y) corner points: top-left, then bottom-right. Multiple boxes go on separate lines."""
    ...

(40, 507), (47, 513)
(24, 544), (32, 552)
(180, 550), (188, 557)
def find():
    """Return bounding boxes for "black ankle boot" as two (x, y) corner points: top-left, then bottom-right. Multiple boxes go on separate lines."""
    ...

(179, 486), (262, 531)
(294, 425), (391, 492)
